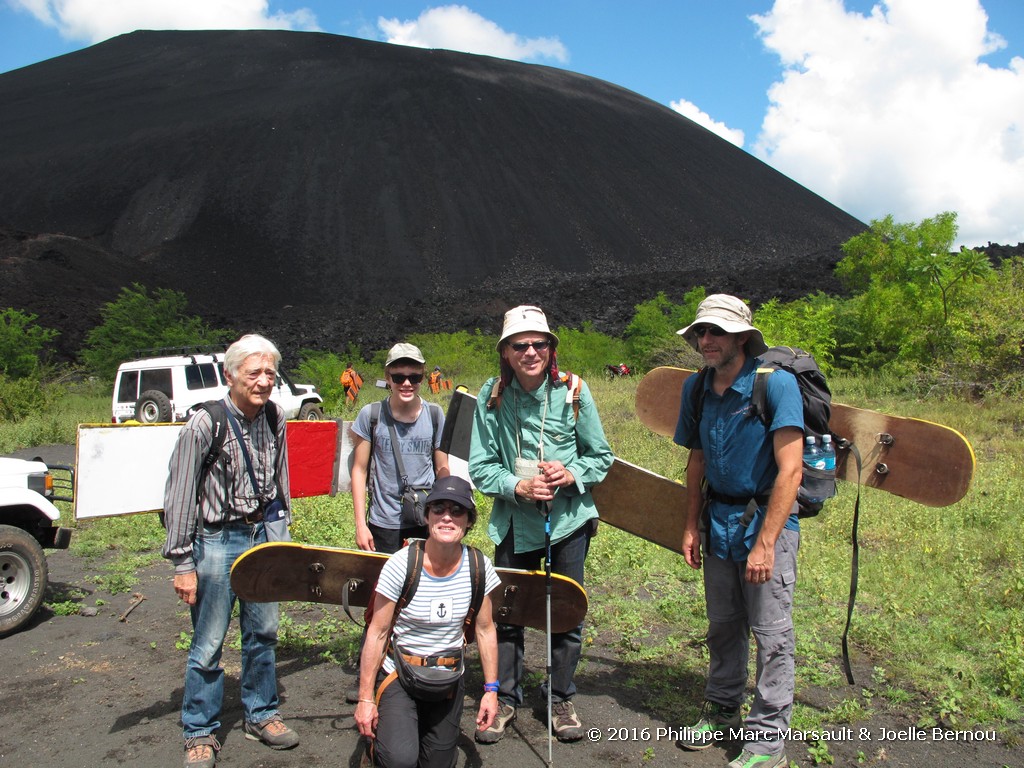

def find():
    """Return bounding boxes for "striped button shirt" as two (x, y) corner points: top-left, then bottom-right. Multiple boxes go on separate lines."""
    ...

(162, 397), (290, 574)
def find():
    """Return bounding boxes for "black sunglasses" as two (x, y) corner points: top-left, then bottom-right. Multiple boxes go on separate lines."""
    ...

(508, 340), (551, 353)
(389, 372), (424, 384)
(692, 325), (728, 338)
(427, 502), (469, 517)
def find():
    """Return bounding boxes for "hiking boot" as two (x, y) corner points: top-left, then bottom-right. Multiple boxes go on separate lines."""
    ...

(676, 699), (741, 750)
(184, 735), (220, 768)
(243, 715), (300, 750)
(475, 703), (516, 744)
(551, 700), (584, 742)
(726, 749), (787, 768)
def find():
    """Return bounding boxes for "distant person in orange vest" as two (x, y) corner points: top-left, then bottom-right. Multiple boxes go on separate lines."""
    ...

(428, 366), (443, 394)
(340, 363), (363, 404)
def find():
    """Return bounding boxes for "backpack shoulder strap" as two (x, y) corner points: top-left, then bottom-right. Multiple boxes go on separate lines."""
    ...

(396, 539), (425, 614)
(561, 372), (583, 421)
(750, 367), (774, 427)
(196, 401), (228, 502)
(264, 401), (281, 447)
(428, 402), (441, 446)
(688, 367), (710, 433)
(368, 400), (382, 465)
(464, 545), (485, 635)
(486, 378), (504, 411)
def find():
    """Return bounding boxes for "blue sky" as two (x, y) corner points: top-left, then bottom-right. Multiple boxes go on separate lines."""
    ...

(2, 0), (1022, 247)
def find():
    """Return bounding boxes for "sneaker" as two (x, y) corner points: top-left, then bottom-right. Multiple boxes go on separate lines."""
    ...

(475, 703), (516, 744)
(184, 735), (220, 768)
(551, 700), (584, 742)
(676, 700), (741, 751)
(345, 687), (360, 704)
(727, 749), (787, 768)
(243, 715), (300, 750)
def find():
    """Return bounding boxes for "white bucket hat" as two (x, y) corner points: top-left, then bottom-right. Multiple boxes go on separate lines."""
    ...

(677, 294), (768, 356)
(497, 305), (559, 350)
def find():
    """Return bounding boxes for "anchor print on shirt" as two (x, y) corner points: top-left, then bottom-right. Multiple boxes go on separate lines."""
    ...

(430, 596), (455, 623)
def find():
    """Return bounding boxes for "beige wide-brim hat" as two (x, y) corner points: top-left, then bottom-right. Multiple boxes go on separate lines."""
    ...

(497, 305), (559, 351)
(677, 294), (769, 356)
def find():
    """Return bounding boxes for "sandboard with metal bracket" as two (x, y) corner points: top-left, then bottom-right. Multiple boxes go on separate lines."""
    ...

(230, 542), (587, 632)
(635, 366), (975, 507)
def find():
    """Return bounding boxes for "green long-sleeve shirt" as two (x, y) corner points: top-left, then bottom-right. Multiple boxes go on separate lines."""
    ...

(469, 375), (613, 552)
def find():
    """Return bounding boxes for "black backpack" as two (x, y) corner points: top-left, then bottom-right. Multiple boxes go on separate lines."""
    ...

(691, 345), (836, 517)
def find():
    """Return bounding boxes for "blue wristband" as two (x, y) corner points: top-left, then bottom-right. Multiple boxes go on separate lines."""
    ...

(483, 682), (499, 693)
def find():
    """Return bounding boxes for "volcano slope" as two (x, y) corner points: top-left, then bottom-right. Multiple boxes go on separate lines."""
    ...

(0, 29), (864, 359)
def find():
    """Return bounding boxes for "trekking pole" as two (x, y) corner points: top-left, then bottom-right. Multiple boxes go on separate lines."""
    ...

(539, 499), (553, 766)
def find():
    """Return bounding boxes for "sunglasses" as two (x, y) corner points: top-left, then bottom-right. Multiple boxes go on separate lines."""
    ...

(692, 325), (728, 338)
(389, 373), (424, 385)
(427, 502), (469, 518)
(508, 340), (551, 353)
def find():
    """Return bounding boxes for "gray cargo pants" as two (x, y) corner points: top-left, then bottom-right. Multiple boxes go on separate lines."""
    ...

(702, 527), (799, 757)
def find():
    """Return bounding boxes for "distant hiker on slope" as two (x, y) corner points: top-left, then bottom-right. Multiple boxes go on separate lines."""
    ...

(341, 362), (363, 404)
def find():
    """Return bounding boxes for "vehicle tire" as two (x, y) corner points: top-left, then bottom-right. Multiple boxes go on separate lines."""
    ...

(298, 403), (324, 420)
(0, 525), (48, 637)
(135, 390), (173, 423)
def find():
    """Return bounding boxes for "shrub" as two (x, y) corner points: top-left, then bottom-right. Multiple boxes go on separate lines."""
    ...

(0, 374), (55, 423)
(0, 307), (58, 378)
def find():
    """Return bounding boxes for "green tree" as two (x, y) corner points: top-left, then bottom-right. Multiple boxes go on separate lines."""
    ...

(81, 284), (233, 379)
(0, 308), (58, 378)
(834, 212), (992, 372)
(952, 257), (1024, 395)
(624, 287), (706, 369)
(753, 293), (837, 374)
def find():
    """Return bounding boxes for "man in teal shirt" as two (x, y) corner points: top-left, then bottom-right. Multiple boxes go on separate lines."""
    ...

(469, 305), (613, 744)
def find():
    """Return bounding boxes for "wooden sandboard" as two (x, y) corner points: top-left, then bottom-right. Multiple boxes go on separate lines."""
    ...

(591, 458), (688, 554)
(230, 542), (588, 633)
(440, 387), (691, 554)
(636, 366), (975, 507)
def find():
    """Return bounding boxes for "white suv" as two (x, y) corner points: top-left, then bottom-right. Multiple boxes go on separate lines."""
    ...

(112, 350), (324, 423)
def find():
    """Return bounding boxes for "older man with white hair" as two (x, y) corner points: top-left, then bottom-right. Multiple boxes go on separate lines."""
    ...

(163, 333), (299, 768)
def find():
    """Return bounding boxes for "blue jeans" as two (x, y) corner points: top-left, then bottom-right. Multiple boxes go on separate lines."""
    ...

(182, 522), (280, 738)
(493, 520), (592, 707)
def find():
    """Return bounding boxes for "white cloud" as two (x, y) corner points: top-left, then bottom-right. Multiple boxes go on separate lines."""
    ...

(11, 0), (320, 43)
(670, 98), (745, 147)
(377, 5), (568, 63)
(751, 0), (1024, 247)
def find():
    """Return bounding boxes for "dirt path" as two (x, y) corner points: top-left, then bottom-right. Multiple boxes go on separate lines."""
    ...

(0, 550), (1016, 767)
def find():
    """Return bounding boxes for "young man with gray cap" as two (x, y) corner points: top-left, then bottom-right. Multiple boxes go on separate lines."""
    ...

(469, 305), (613, 743)
(350, 342), (450, 554)
(672, 294), (803, 768)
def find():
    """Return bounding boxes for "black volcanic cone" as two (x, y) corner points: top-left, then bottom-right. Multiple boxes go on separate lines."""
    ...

(0, 30), (864, 359)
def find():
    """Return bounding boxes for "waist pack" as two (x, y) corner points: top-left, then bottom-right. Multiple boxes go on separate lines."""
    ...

(399, 485), (431, 527)
(391, 643), (464, 701)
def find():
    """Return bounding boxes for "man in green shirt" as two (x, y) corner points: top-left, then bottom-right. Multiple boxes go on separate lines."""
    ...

(469, 305), (613, 744)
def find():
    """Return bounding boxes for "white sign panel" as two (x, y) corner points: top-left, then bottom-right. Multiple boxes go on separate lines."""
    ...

(75, 424), (182, 519)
